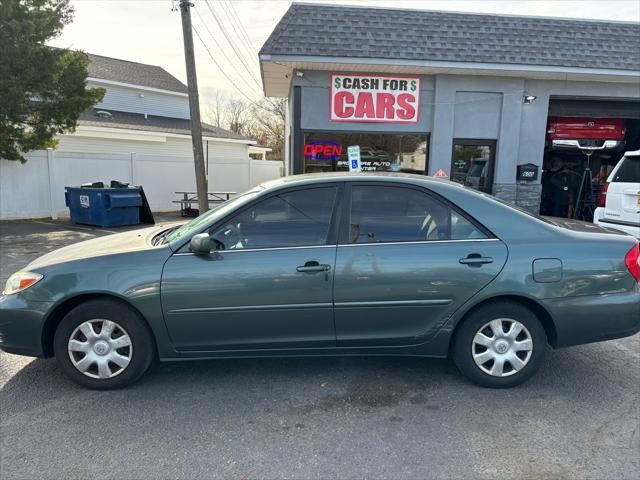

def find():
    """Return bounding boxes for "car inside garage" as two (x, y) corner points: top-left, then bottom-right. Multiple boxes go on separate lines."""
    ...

(540, 99), (640, 220)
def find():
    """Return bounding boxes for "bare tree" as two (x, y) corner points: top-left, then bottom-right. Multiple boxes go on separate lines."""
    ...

(226, 97), (251, 135)
(205, 92), (287, 160)
(206, 90), (226, 128)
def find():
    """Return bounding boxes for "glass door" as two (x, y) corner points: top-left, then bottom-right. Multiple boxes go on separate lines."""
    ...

(451, 140), (496, 194)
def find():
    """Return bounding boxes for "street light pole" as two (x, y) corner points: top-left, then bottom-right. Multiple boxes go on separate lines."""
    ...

(179, 0), (208, 214)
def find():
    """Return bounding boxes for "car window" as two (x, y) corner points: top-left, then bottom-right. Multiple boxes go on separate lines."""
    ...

(210, 187), (337, 250)
(348, 185), (487, 244)
(612, 155), (640, 183)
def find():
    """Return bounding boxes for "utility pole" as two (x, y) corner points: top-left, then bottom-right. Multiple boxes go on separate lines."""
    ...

(179, 0), (208, 214)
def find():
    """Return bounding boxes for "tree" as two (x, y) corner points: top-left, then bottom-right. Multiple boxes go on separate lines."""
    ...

(0, 0), (105, 162)
(226, 97), (251, 135)
(205, 92), (286, 160)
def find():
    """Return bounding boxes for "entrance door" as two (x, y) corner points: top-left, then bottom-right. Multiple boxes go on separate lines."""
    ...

(450, 140), (496, 193)
(161, 186), (340, 351)
(333, 183), (508, 347)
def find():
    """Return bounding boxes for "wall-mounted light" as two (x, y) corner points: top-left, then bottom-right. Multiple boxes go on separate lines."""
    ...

(522, 95), (537, 104)
(295, 71), (304, 78)
(139, 93), (145, 98)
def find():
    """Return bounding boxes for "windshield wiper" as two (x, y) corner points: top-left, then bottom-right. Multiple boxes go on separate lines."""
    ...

(152, 225), (180, 246)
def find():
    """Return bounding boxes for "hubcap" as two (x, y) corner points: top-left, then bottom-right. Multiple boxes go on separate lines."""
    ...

(471, 318), (533, 377)
(67, 319), (133, 379)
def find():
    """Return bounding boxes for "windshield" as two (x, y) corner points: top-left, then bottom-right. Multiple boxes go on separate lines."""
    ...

(165, 190), (261, 244)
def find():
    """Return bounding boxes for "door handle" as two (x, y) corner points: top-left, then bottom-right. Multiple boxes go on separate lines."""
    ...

(296, 261), (331, 273)
(459, 254), (494, 266)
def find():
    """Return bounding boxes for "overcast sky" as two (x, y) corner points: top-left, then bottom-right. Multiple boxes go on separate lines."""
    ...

(48, 0), (640, 108)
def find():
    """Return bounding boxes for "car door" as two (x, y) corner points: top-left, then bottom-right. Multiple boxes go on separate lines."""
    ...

(161, 185), (341, 352)
(333, 183), (508, 347)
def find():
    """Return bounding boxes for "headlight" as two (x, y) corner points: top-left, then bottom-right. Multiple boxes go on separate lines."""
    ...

(3, 271), (43, 295)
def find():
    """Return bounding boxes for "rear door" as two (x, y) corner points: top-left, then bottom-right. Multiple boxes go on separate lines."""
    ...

(604, 155), (640, 227)
(333, 183), (508, 347)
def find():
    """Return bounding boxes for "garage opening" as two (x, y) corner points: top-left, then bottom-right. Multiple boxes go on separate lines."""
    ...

(540, 98), (640, 220)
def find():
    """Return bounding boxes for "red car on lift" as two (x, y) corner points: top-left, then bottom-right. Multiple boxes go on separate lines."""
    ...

(546, 117), (626, 155)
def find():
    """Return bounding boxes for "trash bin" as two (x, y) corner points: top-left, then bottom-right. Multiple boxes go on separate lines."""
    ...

(65, 186), (143, 227)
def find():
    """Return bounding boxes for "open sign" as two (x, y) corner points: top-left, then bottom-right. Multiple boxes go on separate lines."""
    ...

(303, 140), (343, 160)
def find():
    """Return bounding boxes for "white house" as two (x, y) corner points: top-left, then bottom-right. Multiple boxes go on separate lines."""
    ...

(0, 53), (282, 220)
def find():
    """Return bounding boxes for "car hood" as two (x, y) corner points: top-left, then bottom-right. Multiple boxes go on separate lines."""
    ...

(26, 225), (171, 270)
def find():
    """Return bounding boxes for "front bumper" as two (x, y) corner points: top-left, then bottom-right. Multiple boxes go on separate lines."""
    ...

(0, 294), (52, 357)
(544, 289), (640, 348)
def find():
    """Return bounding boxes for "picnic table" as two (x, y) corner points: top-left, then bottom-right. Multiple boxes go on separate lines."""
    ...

(174, 191), (235, 217)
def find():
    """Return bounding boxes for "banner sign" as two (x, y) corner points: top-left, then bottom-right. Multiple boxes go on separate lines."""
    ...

(347, 146), (362, 172)
(330, 74), (420, 123)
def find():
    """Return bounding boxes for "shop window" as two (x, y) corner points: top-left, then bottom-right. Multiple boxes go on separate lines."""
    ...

(451, 140), (496, 194)
(348, 185), (487, 244)
(303, 132), (428, 174)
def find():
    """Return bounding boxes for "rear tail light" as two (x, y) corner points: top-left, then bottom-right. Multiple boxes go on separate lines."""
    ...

(598, 182), (609, 208)
(624, 244), (640, 283)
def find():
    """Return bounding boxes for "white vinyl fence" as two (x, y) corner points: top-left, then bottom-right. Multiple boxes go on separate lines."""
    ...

(0, 150), (283, 220)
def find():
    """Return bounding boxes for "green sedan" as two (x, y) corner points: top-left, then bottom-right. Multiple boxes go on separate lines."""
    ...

(1, 173), (639, 389)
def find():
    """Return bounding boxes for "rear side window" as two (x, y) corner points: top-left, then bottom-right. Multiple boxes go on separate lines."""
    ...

(612, 156), (640, 183)
(348, 185), (487, 244)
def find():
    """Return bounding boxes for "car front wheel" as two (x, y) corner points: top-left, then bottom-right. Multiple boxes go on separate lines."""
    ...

(53, 299), (155, 389)
(452, 301), (547, 388)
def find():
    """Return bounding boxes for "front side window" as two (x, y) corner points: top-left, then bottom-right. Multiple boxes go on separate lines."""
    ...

(348, 185), (487, 244)
(451, 141), (495, 193)
(210, 187), (337, 250)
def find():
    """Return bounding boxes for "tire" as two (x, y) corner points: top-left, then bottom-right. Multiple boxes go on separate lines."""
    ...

(452, 301), (547, 388)
(53, 299), (155, 389)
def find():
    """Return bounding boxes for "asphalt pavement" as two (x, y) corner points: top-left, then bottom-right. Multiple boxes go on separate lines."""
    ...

(1, 218), (639, 479)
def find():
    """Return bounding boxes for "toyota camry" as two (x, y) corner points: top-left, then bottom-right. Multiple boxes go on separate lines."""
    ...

(1, 173), (639, 389)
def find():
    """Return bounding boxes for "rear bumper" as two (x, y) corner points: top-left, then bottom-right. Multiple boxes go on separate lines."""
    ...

(593, 211), (640, 238)
(0, 294), (51, 358)
(544, 288), (640, 348)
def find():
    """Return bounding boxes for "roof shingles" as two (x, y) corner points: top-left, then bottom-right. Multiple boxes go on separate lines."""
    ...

(87, 54), (188, 93)
(260, 4), (640, 71)
(79, 109), (252, 142)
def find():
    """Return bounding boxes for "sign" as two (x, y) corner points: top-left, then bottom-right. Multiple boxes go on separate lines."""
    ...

(347, 145), (361, 172)
(330, 74), (420, 123)
(79, 195), (90, 208)
(434, 169), (448, 178)
(303, 140), (343, 161)
(516, 163), (538, 182)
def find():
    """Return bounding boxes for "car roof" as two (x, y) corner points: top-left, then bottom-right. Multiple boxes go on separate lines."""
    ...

(259, 172), (461, 190)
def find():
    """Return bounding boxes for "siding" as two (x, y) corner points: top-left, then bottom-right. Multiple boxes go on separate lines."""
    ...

(88, 81), (190, 119)
(0, 134), (283, 219)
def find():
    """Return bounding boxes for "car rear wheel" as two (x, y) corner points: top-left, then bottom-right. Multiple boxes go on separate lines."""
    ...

(53, 299), (154, 389)
(452, 301), (547, 388)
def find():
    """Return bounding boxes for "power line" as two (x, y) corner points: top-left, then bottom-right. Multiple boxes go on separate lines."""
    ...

(192, 24), (271, 112)
(193, 5), (263, 97)
(204, 0), (263, 90)
(219, 0), (260, 70)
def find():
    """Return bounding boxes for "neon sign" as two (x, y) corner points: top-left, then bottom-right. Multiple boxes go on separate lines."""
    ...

(303, 140), (343, 161)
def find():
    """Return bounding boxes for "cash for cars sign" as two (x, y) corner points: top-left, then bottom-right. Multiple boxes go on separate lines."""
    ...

(330, 73), (420, 123)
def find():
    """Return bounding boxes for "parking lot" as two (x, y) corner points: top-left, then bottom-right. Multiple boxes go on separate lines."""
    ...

(1, 218), (639, 480)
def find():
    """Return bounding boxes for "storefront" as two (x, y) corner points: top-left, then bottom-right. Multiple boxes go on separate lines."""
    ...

(259, 4), (640, 216)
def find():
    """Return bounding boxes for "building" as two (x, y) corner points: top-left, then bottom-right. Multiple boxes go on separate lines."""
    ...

(259, 3), (640, 217)
(0, 54), (282, 220)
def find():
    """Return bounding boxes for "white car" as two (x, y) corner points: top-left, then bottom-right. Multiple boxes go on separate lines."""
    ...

(594, 152), (640, 238)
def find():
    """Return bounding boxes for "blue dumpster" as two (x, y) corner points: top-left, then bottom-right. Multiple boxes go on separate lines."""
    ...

(65, 186), (143, 227)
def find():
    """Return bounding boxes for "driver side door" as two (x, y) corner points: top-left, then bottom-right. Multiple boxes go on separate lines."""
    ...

(161, 185), (341, 352)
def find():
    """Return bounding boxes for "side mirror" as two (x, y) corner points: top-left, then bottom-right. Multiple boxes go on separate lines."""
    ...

(189, 233), (213, 254)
